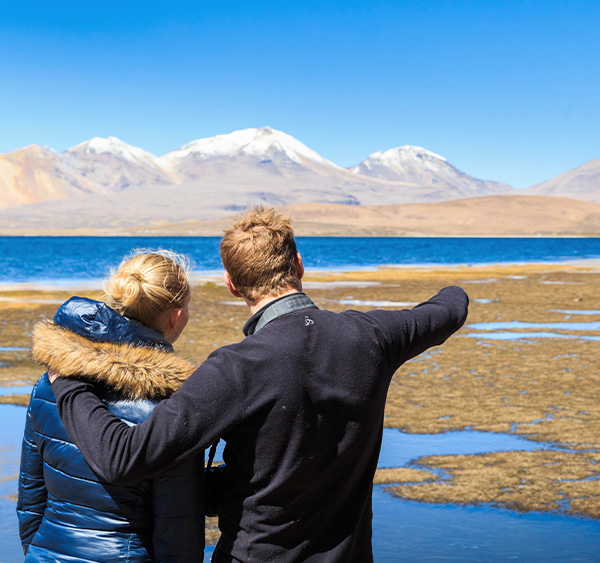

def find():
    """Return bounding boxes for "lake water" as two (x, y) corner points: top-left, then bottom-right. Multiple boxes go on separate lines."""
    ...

(2, 236), (600, 284)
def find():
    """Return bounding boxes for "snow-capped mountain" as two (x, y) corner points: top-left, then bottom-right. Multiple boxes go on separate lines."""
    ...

(161, 127), (343, 181)
(69, 137), (165, 167)
(349, 146), (513, 198)
(162, 127), (336, 167)
(523, 158), (600, 202)
(350, 146), (448, 180)
(62, 137), (175, 192)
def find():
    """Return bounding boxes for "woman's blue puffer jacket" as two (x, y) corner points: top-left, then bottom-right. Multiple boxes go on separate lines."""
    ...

(17, 296), (205, 562)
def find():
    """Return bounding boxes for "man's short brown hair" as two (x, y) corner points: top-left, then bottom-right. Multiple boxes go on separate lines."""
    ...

(220, 206), (300, 302)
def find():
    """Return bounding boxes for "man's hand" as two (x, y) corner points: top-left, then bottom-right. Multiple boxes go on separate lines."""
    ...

(48, 370), (59, 383)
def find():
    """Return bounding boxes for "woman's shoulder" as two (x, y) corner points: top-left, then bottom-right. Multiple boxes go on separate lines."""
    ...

(106, 398), (160, 425)
(29, 372), (56, 404)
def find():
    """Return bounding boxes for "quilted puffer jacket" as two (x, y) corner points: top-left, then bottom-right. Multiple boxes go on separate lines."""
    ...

(18, 296), (205, 562)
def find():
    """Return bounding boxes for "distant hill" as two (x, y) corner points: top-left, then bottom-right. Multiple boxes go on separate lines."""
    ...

(278, 195), (600, 236)
(3, 195), (599, 237)
(0, 145), (95, 208)
(522, 158), (600, 202)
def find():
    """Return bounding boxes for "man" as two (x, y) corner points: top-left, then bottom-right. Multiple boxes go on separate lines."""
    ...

(50, 206), (468, 562)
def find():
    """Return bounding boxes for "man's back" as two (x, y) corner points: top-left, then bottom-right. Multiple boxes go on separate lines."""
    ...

(210, 288), (468, 561)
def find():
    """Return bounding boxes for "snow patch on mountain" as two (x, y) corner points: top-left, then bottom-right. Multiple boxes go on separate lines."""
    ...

(67, 137), (163, 168)
(161, 127), (341, 169)
(350, 145), (448, 176)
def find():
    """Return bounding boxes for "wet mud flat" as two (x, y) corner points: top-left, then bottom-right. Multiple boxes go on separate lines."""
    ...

(1, 262), (599, 546)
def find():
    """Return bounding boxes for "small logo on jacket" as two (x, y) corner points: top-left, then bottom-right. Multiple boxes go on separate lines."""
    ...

(304, 316), (314, 326)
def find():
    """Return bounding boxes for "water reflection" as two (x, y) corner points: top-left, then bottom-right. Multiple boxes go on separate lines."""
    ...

(372, 490), (600, 561)
(0, 406), (26, 562)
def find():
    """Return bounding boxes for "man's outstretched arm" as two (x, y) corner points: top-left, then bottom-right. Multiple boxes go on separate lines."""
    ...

(52, 352), (242, 484)
(366, 285), (469, 370)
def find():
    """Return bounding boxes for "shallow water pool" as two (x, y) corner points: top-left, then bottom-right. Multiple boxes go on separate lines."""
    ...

(338, 299), (417, 308)
(550, 309), (600, 316)
(0, 386), (33, 397)
(462, 320), (600, 342)
(468, 321), (600, 331)
(463, 331), (600, 341)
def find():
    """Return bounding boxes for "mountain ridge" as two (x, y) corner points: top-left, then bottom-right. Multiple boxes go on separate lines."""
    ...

(1, 127), (598, 234)
(0, 127), (514, 214)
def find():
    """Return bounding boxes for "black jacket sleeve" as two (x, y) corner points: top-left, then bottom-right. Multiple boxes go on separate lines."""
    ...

(151, 453), (205, 562)
(364, 285), (469, 371)
(52, 351), (243, 484)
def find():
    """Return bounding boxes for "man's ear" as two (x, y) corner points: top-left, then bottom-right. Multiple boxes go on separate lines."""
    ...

(295, 252), (304, 281)
(224, 271), (243, 298)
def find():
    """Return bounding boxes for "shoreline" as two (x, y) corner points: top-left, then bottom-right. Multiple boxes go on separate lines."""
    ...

(1, 258), (600, 291)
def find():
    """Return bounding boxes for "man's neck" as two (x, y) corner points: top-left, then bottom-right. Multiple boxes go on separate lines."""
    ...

(246, 286), (302, 316)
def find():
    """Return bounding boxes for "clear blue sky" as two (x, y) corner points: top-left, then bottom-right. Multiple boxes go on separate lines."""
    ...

(1, 0), (598, 188)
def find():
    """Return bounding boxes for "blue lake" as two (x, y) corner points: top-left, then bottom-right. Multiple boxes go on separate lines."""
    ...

(2, 236), (600, 284)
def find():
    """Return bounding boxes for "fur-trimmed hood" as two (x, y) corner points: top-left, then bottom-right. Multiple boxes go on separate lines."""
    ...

(31, 298), (197, 401)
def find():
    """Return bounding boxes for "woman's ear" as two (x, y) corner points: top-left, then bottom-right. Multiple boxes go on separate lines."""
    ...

(224, 271), (243, 298)
(169, 307), (183, 330)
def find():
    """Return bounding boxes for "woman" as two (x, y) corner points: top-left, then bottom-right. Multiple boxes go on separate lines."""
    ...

(17, 250), (204, 562)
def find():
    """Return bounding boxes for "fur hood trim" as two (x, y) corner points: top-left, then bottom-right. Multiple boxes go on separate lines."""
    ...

(31, 320), (196, 401)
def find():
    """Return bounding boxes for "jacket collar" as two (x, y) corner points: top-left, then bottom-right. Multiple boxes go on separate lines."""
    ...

(127, 318), (173, 352)
(32, 320), (195, 401)
(53, 296), (172, 351)
(243, 292), (318, 336)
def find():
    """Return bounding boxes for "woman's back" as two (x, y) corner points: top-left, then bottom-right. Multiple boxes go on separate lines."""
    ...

(18, 296), (204, 562)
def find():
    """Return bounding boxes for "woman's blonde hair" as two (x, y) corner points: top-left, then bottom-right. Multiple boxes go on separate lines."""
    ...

(104, 249), (192, 329)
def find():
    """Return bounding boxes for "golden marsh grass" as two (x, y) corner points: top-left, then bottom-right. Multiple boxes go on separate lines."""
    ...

(1, 261), (599, 541)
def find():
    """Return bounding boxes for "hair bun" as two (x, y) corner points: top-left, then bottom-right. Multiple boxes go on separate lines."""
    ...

(106, 269), (145, 308)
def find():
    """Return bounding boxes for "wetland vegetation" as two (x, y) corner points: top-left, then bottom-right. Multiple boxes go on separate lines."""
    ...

(1, 261), (599, 542)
